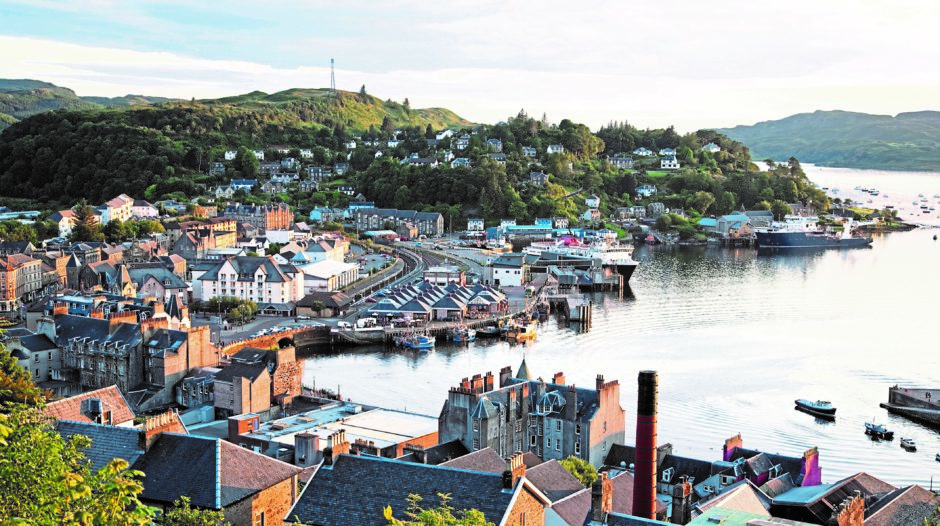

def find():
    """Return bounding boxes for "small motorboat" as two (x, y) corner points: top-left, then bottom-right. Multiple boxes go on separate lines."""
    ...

(408, 335), (435, 351)
(900, 437), (916, 451)
(934, 453), (940, 462)
(865, 421), (894, 440)
(795, 399), (836, 420)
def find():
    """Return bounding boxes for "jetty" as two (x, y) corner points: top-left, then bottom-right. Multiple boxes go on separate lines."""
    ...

(879, 386), (940, 428)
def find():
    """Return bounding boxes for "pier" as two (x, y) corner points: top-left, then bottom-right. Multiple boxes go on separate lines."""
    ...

(879, 386), (940, 428)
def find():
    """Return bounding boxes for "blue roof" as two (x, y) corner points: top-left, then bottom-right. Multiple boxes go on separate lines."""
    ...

(697, 218), (718, 227)
(772, 483), (835, 505)
(721, 214), (750, 221)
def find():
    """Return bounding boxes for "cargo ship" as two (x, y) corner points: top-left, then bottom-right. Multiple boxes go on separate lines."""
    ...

(756, 219), (873, 249)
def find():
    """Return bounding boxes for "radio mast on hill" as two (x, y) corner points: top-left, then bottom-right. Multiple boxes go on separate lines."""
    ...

(330, 58), (336, 96)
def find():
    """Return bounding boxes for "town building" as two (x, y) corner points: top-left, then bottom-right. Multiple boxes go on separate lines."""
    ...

(192, 255), (305, 309)
(483, 253), (529, 287)
(609, 157), (634, 169)
(702, 143), (721, 153)
(531, 171), (550, 185)
(548, 144), (565, 154)
(661, 155), (680, 170)
(0, 253), (43, 313)
(49, 210), (77, 237)
(637, 184), (658, 198)
(223, 202), (292, 232)
(467, 218), (485, 232)
(439, 360), (626, 466)
(423, 265), (465, 286)
(355, 208), (444, 237)
(45, 385), (136, 426)
(633, 147), (654, 157)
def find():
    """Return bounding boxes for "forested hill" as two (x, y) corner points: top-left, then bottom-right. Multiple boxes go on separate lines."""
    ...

(0, 78), (174, 131)
(717, 110), (940, 171)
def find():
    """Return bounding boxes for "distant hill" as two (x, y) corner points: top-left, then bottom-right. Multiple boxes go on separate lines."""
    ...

(0, 79), (178, 131)
(717, 110), (940, 171)
(200, 87), (471, 131)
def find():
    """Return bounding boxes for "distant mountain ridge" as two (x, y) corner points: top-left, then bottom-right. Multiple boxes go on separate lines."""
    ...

(717, 109), (940, 171)
(0, 78), (177, 131)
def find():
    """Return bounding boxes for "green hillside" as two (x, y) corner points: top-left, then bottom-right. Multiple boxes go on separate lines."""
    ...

(81, 94), (178, 107)
(0, 85), (102, 129)
(201, 88), (471, 132)
(717, 110), (940, 171)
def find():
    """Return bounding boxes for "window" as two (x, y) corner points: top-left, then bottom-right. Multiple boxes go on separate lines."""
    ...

(531, 435), (537, 446)
(34, 354), (39, 362)
(555, 420), (561, 432)
(472, 438), (479, 449)
(34, 369), (39, 377)
(555, 439), (561, 451)
(575, 441), (581, 455)
(576, 424), (581, 435)
(473, 419), (480, 432)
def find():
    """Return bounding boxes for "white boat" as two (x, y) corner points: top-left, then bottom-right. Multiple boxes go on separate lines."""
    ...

(865, 421), (894, 440)
(523, 230), (638, 278)
(900, 437), (916, 451)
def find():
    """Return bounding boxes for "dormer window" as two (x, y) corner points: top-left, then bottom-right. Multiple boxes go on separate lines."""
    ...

(662, 467), (675, 483)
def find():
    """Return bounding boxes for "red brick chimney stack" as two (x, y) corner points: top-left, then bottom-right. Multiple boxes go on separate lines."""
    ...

(553, 371), (566, 385)
(632, 370), (658, 519)
(502, 452), (526, 489)
(591, 472), (613, 522)
(323, 429), (350, 466)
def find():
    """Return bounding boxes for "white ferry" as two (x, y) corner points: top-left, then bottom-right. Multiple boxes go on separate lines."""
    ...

(523, 231), (638, 280)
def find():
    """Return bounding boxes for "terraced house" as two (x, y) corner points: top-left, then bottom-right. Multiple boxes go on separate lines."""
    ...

(354, 208), (444, 236)
(224, 202), (292, 232)
(0, 253), (42, 313)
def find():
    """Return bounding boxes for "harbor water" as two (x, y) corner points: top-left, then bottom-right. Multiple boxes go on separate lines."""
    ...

(302, 165), (940, 488)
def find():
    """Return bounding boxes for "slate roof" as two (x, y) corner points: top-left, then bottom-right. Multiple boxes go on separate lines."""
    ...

(440, 447), (506, 473)
(14, 333), (57, 352)
(133, 433), (301, 509)
(398, 439), (471, 465)
(526, 460), (585, 501)
(289, 454), (526, 526)
(57, 420), (144, 472)
(44, 385), (136, 425)
(604, 514), (671, 526)
(214, 362), (268, 384)
(198, 256), (293, 284)
(727, 447), (803, 485)
(770, 472), (896, 524)
(865, 484), (938, 526)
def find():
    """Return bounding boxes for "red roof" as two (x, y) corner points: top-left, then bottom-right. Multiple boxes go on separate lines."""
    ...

(44, 385), (136, 425)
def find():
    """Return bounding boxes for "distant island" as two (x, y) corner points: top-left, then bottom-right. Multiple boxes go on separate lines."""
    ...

(717, 110), (940, 172)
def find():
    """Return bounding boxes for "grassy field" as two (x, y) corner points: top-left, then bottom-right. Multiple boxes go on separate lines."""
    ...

(647, 171), (670, 178)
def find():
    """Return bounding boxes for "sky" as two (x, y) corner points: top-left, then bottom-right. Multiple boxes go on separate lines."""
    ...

(1, 0), (939, 132)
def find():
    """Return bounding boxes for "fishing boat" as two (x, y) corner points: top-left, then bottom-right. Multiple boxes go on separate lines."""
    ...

(507, 321), (537, 342)
(476, 325), (501, 338)
(900, 437), (916, 451)
(452, 327), (476, 343)
(406, 334), (435, 350)
(794, 399), (836, 420)
(865, 421), (894, 440)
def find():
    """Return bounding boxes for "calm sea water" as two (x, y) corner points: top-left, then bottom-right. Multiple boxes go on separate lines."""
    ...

(303, 165), (940, 488)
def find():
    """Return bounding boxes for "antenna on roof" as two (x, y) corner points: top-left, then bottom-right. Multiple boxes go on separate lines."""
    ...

(330, 58), (337, 96)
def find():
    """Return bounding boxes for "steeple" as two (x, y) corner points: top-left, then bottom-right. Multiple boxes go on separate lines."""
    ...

(516, 355), (532, 380)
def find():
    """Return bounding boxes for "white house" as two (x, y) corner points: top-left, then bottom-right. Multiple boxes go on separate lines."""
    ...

(633, 147), (654, 157)
(302, 260), (359, 293)
(436, 129), (454, 140)
(703, 143), (721, 153)
(659, 148), (676, 156)
(194, 255), (304, 307)
(582, 209), (601, 222)
(553, 217), (569, 229)
(636, 184), (658, 198)
(441, 150), (455, 163)
(530, 172), (549, 186)
(547, 144), (564, 154)
(252, 150), (265, 160)
(230, 179), (258, 192)
(388, 140), (401, 148)
(132, 200), (159, 218)
(99, 194), (134, 225)
(467, 218), (484, 232)
(487, 153), (506, 166)
(585, 194), (601, 208)
(451, 158), (471, 168)
(500, 219), (517, 227)
(523, 147), (537, 158)
(48, 210), (77, 236)
(224, 150), (238, 161)
(300, 149), (313, 158)
(374, 151), (384, 159)
(609, 157), (633, 169)
(345, 140), (357, 149)
(454, 134), (471, 150)
(486, 139), (503, 153)
(661, 155), (680, 170)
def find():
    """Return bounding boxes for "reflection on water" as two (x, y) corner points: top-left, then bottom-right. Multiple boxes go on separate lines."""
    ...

(303, 187), (940, 488)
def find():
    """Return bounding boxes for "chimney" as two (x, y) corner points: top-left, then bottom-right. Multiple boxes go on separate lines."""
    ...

(553, 371), (566, 385)
(802, 446), (822, 486)
(294, 432), (320, 468)
(565, 385), (578, 421)
(323, 429), (350, 466)
(596, 374), (605, 391)
(403, 443), (428, 464)
(109, 310), (137, 334)
(471, 374), (484, 394)
(828, 490), (864, 526)
(502, 452), (526, 489)
(591, 472), (613, 522)
(671, 475), (693, 525)
(53, 302), (69, 316)
(484, 371), (494, 392)
(723, 433), (743, 462)
(142, 409), (186, 451)
(632, 370), (658, 520)
(499, 366), (512, 388)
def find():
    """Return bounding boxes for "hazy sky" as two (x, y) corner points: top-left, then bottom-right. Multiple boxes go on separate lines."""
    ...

(2, 0), (938, 131)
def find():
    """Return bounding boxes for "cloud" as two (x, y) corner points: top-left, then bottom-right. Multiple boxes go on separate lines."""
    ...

(1, 29), (939, 132)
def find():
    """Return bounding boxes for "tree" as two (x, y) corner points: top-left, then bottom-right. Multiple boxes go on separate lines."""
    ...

(234, 147), (259, 179)
(770, 200), (792, 220)
(716, 191), (737, 215)
(359, 85), (368, 101)
(102, 218), (131, 243)
(381, 115), (395, 136)
(0, 401), (156, 524)
(559, 456), (598, 487)
(691, 191), (716, 215)
(159, 496), (230, 526)
(655, 214), (672, 231)
(68, 199), (105, 242)
(384, 493), (492, 526)
(403, 98), (411, 113)
(0, 346), (45, 406)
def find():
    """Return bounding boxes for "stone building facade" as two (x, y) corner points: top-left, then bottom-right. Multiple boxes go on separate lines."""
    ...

(438, 359), (625, 466)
